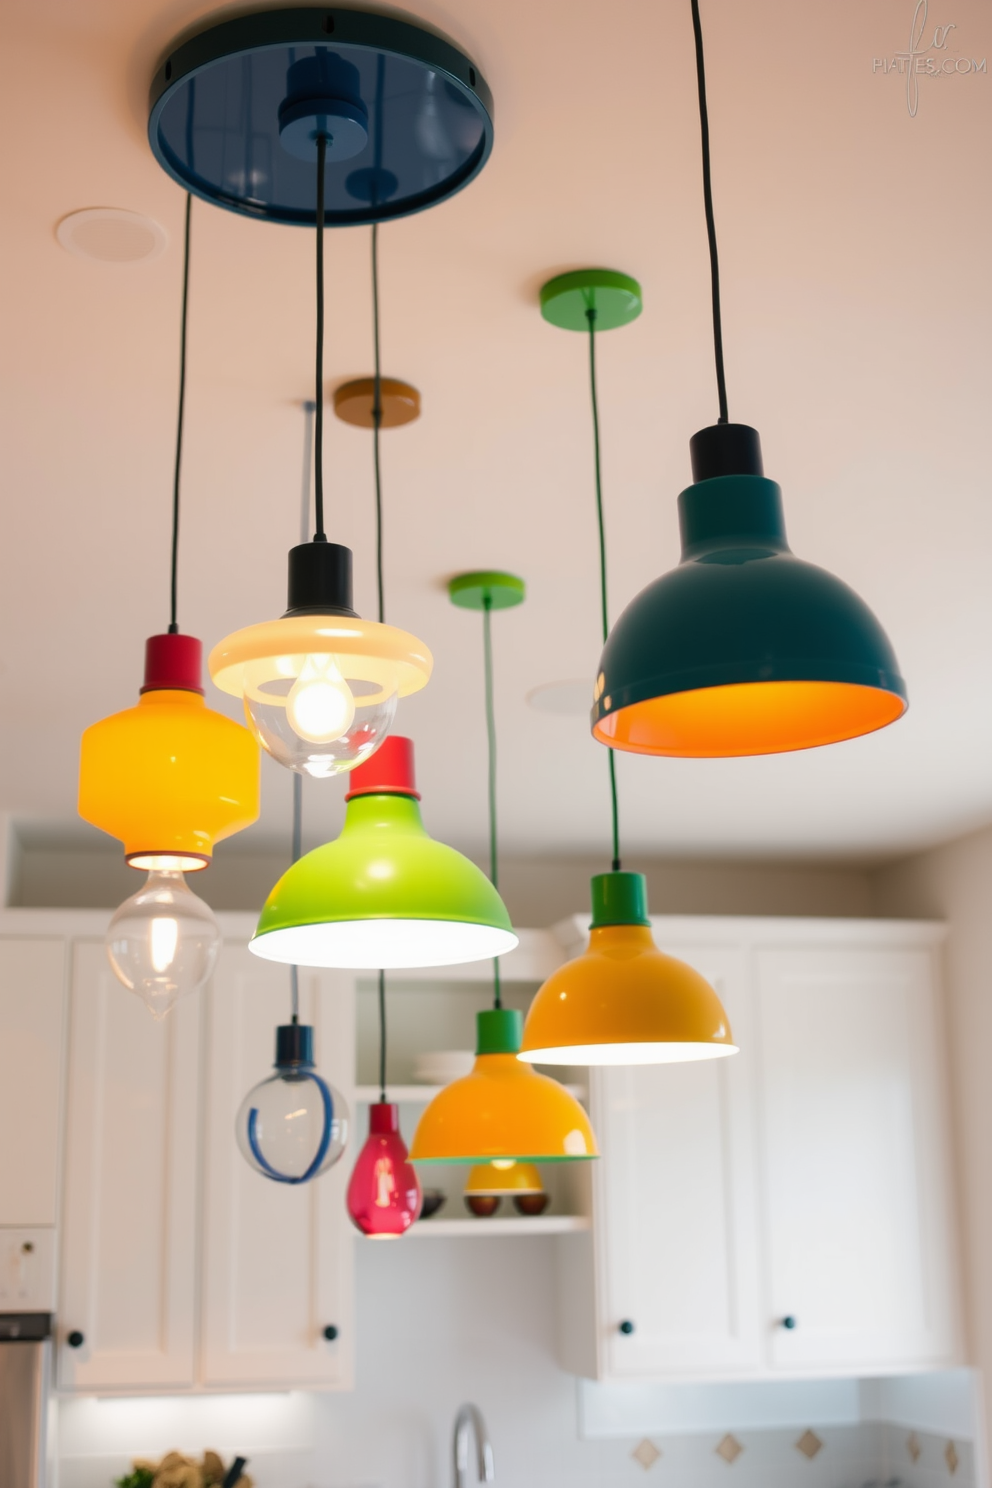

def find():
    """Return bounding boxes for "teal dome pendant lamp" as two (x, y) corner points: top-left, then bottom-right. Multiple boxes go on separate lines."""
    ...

(250, 236), (516, 971)
(584, 0), (907, 758)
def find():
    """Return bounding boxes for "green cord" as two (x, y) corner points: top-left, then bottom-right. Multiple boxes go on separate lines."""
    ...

(482, 594), (502, 1009)
(587, 309), (622, 874)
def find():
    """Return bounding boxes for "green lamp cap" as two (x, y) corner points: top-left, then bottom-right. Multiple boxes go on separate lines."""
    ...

(448, 572), (525, 611)
(476, 1007), (523, 1055)
(589, 871), (651, 928)
(540, 269), (643, 332)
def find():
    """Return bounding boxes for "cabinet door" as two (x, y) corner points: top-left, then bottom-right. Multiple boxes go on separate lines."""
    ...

(594, 944), (761, 1378)
(200, 947), (354, 1389)
(58, 941), (200, 1390)
(755, 945), (958, 1371)
(0, 939), (65, 1226)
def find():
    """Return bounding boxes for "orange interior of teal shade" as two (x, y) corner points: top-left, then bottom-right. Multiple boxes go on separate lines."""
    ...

(593, 680), (908, 758)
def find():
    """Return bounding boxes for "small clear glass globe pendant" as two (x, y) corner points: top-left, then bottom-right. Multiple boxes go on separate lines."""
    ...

(236, 1023), (349, 1184)
(106, 868), (221, 1020)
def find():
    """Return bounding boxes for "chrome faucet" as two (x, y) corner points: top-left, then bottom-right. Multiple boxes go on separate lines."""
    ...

(453, 1403), (495, 1488)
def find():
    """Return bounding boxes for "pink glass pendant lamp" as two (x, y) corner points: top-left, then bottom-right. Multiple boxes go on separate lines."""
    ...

(347, 972), (422, 1238)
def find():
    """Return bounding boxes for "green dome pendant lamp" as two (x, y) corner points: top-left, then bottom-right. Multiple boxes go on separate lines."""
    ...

(250, 233), (516, 971)
(522, 270), (736, 1066)
(587, 0), (907, 759)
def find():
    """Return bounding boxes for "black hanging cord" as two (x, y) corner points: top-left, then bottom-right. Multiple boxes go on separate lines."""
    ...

(586, 309), (623, 874)
(370, 224), (388, 1094)
(378, 970), (387, 1102)
(289, 770), (302, 1024)
(289, 401), (315, 1025)
(482, 595), (502, 1009)
(169, 194), (192, 633)
(313, 133), (329, 540)
(690, 0), (729, 425)
(371, 223), (384, 623)
(300, 400), (316, 546)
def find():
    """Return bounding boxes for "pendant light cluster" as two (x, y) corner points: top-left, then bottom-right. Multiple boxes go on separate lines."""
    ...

(71, 0), (909, 1207)
(523, 274), (736, 1067)
(236, 404), (351, 1188)
(410, 574), (597, 1168)
(250, 224), (515, 971)
(79, 196), (260, 1020)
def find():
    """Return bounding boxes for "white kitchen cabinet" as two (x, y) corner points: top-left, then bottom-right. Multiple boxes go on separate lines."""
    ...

(589, 944), (761, 1379)
(0, 938), (66, 1227)
(199, 946), (355, 1390)
(756, 944), (957, 1371)
(58, 939), (201, 1391)
(556, 918), (960, 1382)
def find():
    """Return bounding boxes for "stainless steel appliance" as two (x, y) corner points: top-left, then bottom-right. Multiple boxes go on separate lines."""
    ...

(0, 1313), (51, 1488)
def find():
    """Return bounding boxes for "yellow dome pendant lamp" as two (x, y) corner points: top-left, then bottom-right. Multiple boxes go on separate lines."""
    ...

(410, 574), (598, 1166)
(520, 267), (735, 1067)
(587, 0), (906, 759)
(208, 132), (431, 778)
(78, 197), (261, 1020)
(465, 1162), (543, 1197)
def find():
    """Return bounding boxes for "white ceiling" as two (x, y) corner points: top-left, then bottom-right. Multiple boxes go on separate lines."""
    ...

(2, 0), (991, 868)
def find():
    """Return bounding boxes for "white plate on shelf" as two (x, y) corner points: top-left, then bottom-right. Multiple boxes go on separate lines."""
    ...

(412, 1050), (474, 1084)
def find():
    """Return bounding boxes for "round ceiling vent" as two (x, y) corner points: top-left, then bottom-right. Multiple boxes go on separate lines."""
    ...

(56, 209), (168, 263)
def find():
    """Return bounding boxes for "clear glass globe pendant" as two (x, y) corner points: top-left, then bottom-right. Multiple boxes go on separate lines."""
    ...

(210, 542), (431, 779)
(236, 1021), (349, 1184)
(106, 868), (221, 1020)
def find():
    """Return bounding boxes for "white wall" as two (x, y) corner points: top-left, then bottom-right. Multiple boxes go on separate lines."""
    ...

(873, 825), (992, 1454)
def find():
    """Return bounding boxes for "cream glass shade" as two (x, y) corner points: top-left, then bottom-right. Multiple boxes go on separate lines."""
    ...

(208, 615), (432, 777)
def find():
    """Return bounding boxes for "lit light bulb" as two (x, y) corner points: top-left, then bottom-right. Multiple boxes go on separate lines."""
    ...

(346, 1102), (422, 1238)
(285, 655), (356, 744)
(106, 869), (221, 1020)
(236, 1023), (349, 1184)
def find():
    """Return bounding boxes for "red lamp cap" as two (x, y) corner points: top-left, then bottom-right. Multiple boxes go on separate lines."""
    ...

(345, 735), (420, 800)
(141, 633), (204, 695)
(369, 1101), (401, 1134)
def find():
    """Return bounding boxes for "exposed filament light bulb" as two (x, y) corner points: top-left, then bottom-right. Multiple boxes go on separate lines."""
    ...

(285, 655), (356, 743)
(106, 868), (221, 1021)
(150, 914), (179, 973)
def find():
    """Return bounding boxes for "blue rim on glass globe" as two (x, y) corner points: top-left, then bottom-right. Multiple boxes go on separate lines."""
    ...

(236, 1021), (349, 1184)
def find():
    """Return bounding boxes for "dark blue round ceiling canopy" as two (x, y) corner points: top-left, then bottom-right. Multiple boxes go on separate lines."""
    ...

(148, 8), (494, 226)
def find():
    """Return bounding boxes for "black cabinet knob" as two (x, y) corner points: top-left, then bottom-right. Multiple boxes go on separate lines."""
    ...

(323, 1325), (339, 1341)
(67, 1330), (85, 1348)
(618, 1319), (635, 1335)
(781, 1315), (797, 1330)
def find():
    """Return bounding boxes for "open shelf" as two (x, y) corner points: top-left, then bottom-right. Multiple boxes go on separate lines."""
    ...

(354, 1083), (587, 1103)
(377, 1214), (591, 1239)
